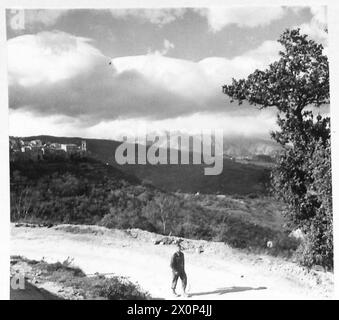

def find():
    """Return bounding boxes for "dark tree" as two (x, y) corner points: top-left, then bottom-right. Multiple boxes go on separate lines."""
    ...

(222, 29), (332, 269)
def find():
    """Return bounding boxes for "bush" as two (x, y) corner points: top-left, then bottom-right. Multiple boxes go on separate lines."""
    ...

(99, 213), (119, 229)
(269, 234), (300, 257)
(294, 237), (316, 269)
(295, 223), (333, 270)
(94, 277), (150, 300)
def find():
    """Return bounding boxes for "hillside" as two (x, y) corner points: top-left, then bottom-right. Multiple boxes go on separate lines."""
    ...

(10, 157), (155, 225)
(20, 135), (271, 195)
(10, 155), (298, 258)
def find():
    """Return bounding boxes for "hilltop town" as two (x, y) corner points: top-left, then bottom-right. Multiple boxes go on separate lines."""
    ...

(9, 137), (87, 162)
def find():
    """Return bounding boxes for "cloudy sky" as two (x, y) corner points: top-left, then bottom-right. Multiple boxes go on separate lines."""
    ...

(6, 6), (327, 140)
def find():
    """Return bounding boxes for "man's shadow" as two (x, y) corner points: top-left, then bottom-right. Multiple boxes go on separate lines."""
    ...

(188, 286), (267, 297)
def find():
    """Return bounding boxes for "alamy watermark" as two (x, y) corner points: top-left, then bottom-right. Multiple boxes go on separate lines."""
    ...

(115, 130), (224, 175)
(8, 10), (25, 30)
(11, 272), (25, 290)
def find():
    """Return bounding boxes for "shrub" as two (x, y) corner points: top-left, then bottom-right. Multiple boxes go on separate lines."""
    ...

(99, 213), (119, 229)
(94, 277), (150, 300)
(294, 237), (316, 269)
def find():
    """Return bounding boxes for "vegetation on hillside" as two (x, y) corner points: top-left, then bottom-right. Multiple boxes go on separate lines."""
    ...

(10, 158), (297, 257)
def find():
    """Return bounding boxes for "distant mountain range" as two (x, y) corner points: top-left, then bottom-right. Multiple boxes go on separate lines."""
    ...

(222, 136), (280, 157)
(140, 132), (280, 158)
(16, 135), (273, 195)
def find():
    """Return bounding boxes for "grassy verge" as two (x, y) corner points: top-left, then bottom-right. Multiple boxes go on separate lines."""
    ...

(11, 256), (150, 300)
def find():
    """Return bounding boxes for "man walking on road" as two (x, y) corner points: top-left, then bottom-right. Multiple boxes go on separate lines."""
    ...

(170, 240), (187, 297)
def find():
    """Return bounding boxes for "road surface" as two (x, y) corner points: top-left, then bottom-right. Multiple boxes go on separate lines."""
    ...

(11, 224), (333, 300)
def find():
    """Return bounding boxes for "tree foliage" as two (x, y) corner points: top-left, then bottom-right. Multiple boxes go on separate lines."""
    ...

(222, 29), (332, 269)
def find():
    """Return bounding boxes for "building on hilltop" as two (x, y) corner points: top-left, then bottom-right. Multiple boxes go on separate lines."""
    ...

(29, 139), (42, 147)
(61, 143), (78, 153)
(50, 142), (62, 150)
(9, 138), (87, 161)
(81, 140), (87, 152)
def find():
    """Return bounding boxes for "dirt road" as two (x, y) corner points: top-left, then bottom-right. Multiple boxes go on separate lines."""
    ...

(11, 224), (333, 300)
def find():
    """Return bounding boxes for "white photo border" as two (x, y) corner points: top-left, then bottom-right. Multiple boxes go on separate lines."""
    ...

(0, 0), (337, 300)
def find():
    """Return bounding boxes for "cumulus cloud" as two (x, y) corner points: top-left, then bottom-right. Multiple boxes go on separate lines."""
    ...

(7, 7), (329, 139)
(148, 39), (175, 56)
(8, 31), (201, 121)
(195, 7), (286, 32)
(109, 8), (186, 26)
(298, 6), (327, 45)
(9, 108), (276, 140)
(112, 39), (281, 101)
(8, 30), (282, 137)
(311, 6), (327, 26)
(199, 40), (281, 87)
(8, 31), (103, 86)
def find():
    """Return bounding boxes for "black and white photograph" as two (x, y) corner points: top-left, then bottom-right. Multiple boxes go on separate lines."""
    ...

(0, 1), (337, 303)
